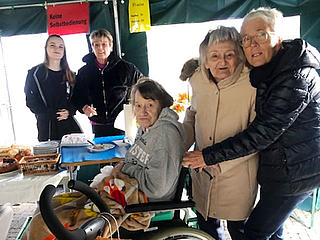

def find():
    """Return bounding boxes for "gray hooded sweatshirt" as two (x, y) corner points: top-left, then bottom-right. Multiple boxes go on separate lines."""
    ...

(121, 107), (184, 202)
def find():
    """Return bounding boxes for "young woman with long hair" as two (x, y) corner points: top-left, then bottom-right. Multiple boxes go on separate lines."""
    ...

(25, 34), (82, 141)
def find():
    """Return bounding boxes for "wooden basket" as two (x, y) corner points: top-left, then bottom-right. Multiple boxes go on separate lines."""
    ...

(19, 153), (60, 175)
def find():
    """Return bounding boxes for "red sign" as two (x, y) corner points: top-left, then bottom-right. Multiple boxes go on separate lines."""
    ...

(47, 3), (89, 35)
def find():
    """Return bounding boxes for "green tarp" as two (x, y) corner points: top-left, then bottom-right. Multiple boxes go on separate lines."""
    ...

(149, 0), (320, 50)
(0, 0), (319, 75)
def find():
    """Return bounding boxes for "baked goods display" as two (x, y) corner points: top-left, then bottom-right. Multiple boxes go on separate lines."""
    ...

(19, 153), (60, 175)
(0, 145), (32, 161)
(61, 133), (90, 146)
(0, 158), (19, 174)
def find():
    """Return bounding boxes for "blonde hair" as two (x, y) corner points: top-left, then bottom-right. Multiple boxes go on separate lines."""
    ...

(90, 29), (113, 44)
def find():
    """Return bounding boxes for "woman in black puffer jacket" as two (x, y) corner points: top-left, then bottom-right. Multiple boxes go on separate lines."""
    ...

(183, 7), (320, 240)
(249, 38), (320, 196)
(71, 29), (143, 137)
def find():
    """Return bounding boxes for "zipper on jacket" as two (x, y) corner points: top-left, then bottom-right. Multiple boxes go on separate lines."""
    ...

(212, 90), (220, 143)
(109, 87), (128, 116)
(100, 65), (108, 114)
(99, 63), (128, 117)
(33, 66), (48, 107)
(66, 81), (70, 99)
(280, 143), (287, 165)
(48, 119), (52, 141)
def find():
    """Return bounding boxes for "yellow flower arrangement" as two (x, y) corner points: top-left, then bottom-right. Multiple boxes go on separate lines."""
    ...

(172, 92), (190, 113)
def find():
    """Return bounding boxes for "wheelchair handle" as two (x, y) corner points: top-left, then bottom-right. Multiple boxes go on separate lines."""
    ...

(40, 180), (110, 240)
(68, 180), (109, 213)
(40, 184), (87, 240)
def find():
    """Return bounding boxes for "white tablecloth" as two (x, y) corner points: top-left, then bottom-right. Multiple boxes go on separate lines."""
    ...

(0, 170), (68, 204)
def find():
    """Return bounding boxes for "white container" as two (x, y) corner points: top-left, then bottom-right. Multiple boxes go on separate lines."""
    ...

(124, 104), (137, 143)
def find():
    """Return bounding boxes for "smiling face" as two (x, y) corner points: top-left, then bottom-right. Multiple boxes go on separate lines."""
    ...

(205, 40), (240, 82)
(134, 91), (161, 132)
(92, 37), (113, 64)
(46, 36), (65, 61)
(240, 17), (282, 67)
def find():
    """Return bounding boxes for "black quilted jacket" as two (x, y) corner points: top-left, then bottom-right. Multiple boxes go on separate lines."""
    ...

(203, 39), (320, 195)
(24, 64), (81, 141)
(72, 52), (143, 124)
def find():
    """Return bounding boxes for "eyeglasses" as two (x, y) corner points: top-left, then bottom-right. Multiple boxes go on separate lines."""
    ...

(240, 32), (275, 48)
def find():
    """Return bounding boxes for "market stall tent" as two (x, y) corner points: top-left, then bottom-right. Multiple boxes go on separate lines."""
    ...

(0, 0), (319, 76)
(0, 0), (319, 144)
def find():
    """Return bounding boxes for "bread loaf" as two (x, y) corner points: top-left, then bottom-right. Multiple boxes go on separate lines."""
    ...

(0, 145), (32, 159)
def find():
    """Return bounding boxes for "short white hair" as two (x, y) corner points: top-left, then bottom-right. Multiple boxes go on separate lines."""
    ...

(243, 7), (284, 36)
(199, 26), (245, 67)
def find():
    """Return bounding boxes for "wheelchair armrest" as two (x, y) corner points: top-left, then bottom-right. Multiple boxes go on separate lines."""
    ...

(125, 200), (195, 213)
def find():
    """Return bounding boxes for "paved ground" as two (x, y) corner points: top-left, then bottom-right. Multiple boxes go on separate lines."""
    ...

(283, 208), (320, 240)
(7, 202), (320, 240)
(7, 203), (37, 240)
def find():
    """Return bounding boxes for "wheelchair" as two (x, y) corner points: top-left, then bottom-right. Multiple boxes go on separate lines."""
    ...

(39, 167), (215, 240)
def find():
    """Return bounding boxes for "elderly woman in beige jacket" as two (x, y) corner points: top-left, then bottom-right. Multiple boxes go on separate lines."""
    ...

(182, 26), (258, 240)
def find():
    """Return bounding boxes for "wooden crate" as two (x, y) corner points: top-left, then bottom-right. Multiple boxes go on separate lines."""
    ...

(19, 153), (60, 175)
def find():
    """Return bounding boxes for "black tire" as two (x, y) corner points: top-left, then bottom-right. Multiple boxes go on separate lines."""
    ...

(146, 226), (215, 240)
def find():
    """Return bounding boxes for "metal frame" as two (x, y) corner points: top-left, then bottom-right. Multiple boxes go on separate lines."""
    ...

(0, 36), (16, 143)
(290, 188), (319, 229)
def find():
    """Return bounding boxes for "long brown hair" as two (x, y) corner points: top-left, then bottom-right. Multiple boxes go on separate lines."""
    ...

(44, 34), (75, 85)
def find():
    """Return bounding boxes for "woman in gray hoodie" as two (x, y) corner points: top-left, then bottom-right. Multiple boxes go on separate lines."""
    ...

(112, 78), (185, 202)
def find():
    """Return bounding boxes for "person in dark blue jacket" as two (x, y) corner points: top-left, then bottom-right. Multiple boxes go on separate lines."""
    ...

(71, 29), (143, 137)
(25, 34), (82, 141)
(183, 7), (320, 240)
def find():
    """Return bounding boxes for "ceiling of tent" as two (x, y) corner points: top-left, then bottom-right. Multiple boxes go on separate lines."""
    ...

(0, 0), (319, 75)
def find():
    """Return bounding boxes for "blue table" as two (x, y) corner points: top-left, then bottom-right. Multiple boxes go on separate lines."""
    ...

(60, 135), (130, 179)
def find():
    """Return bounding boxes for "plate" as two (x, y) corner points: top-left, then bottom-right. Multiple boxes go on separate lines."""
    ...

(87, 143), (115, 153)
(61, 143), (90, 147)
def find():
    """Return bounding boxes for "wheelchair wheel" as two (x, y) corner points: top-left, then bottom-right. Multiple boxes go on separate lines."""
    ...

(146, 226), (215, 240)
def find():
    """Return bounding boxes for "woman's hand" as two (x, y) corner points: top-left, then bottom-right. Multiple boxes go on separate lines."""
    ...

(182, 150), (207, 170)
(82, 105), (97, 117)
(56, 109), (69, 121)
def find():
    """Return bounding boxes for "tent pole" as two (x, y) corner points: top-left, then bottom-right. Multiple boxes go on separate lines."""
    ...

(0, 0), (105, 10)
(0, 37), (16, 143)
(112, 0), (122, 58)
